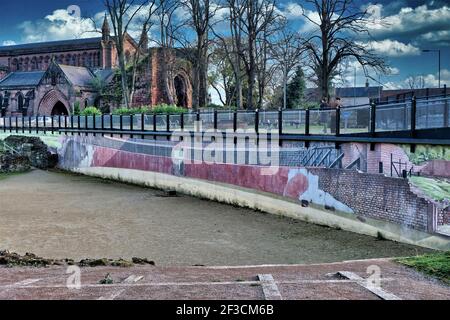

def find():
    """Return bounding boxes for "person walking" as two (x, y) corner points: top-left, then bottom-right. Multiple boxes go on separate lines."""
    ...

(330, 97), (342, 134)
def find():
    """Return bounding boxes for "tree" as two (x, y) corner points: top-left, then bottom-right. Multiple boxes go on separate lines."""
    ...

(270, 24), (304, 109)
(209, 42), (236, 107)
(211, 0), (246, 109)
(104, 0), (151, 108)
(241, 0), (280, 109)
(407, 75), (426, 90)
(285, 66), (306, 109)
(180, 0), (217, 109)
(302, 0), (388, 101)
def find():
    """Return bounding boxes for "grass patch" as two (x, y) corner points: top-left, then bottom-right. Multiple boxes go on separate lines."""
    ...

(396, 252), (450, 285)
(409, 176), (450, 202)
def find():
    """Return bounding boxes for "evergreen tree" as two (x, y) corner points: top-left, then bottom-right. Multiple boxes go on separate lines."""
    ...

(286, 66), (306, 109)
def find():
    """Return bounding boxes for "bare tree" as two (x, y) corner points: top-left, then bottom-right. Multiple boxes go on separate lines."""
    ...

(211, 0), (246, 109)
(407, 75), (426, 90)
(302, 0), (388, 101)
(240, 0), (279, 109)
(104, 0), (150, 108)
(180, 0), (218, 109)
(269, 24), (304, 109)
(155, 0), (184, 105)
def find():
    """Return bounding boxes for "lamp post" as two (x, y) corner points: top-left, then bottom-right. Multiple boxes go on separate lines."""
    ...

(422, 49), (441, 88)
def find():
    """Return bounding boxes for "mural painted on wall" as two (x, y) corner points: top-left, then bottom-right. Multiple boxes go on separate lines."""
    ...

(287, 168), (354, 214)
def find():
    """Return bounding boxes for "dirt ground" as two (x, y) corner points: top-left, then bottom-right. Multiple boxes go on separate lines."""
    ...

(0, 170), (430, 266)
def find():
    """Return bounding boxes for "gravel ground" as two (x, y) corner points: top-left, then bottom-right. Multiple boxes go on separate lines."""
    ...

(0, 170), (431, 266)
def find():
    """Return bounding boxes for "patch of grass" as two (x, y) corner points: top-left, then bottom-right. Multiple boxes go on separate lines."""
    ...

(99, 273), (114, 285)
(396, 252), (450, 285)
(409, 176), (450, 202)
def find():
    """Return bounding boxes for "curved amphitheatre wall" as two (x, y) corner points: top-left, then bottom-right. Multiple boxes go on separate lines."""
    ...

(54, 134), (450, 251)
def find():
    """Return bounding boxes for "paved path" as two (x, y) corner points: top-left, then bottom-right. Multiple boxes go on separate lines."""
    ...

(0, 259), (448, 300)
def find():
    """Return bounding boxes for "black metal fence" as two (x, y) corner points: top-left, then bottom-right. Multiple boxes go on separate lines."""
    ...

(0, 96), (449, 146)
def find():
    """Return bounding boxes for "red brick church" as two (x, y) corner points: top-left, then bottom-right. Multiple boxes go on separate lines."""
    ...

(0, 17), (193, 116)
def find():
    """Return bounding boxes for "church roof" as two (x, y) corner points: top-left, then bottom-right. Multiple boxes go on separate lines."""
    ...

(0, 71), (45, 88)
(0, 38), (103, 56)
(59, 64), (94, 87)
(93, 69), (115, 82)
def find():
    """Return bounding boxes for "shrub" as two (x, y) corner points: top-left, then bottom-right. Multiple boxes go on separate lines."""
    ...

(81, 106), (102, 116)
(112, 104), (187, 115)
(73, 101), (81, 115)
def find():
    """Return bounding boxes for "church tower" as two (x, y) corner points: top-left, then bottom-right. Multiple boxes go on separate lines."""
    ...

(102, 15), (110, 42)
(139, 22), (149, 54)
(101, 15), (113, 69)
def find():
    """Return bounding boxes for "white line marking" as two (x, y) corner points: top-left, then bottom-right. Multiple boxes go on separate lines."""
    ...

(123, 275), (144, 284)
(98, 289), (125, 300)
(258, 274), (282, 300)
(0, 278), (396, 290)
(13, 279), (41, 286)
(337, 271), (401, 300)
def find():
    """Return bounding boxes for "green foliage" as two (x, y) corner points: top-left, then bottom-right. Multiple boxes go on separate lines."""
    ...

(397, 252), (450, 285)
(73, 101), (81, 115)
(286, 66), (306, 109)
(206, 103), (237, 111)
(112, 104), (188, 115)
(409, 176), (450, 202)
(80, 107), (102, 116)
(402, 145), (450, 165)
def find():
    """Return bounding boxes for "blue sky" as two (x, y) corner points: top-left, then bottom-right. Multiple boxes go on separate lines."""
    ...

(0, 0), (449, 90)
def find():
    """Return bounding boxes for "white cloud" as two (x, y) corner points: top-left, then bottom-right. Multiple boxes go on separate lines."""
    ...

(366, 4), (450, 45)
(362, 40), (420, 57)
(18, 9), (99, 43)
(2, 40), (16, 46)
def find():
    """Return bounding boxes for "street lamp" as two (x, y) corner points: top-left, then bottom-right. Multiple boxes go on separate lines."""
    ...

(422, 49), (441, 88)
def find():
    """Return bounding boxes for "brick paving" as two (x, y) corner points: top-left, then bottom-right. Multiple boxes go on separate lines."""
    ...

(0, 258), (448, 300)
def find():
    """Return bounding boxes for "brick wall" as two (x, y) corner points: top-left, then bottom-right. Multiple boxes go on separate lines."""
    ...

(309, 168), (430, 231)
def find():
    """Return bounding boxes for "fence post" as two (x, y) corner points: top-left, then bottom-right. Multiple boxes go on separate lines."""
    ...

(58, 115), (61, 134)
(64, 115), (67, 135)
(255, 109), (259, 134)
(214, 109), (218, 130)
(119, 114), (123, 138)
(335, 107), (341, 136)
(15, 116), (18, 133)
(85, 115), (88, 136)
(411, 96), (417, 138)
(101, 114), (104, 137)
(278, 108), (283, 147)
(141, 113), (145, 139)
(110, 114), (114, 137)
(22, 116), (25, 134)
(43, 115), (46, 134)
(130, 114), (134, 139)
(29, 116), (32, 134)
(93, 114), (96, 137)
(180, 112), (184, 131)
(50, 115), (54, 134)
(153, 113), (157, 140)
(233, 110), (237, 145)
(305, 108), (310, 136)
(166, 113), (170, 140)
(370, 101), (376, 135)
(305, 108), (310, 149)
(77, 115), (81, 135)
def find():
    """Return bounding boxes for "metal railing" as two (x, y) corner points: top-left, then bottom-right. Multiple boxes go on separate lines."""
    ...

(0, 96), (448, 146)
